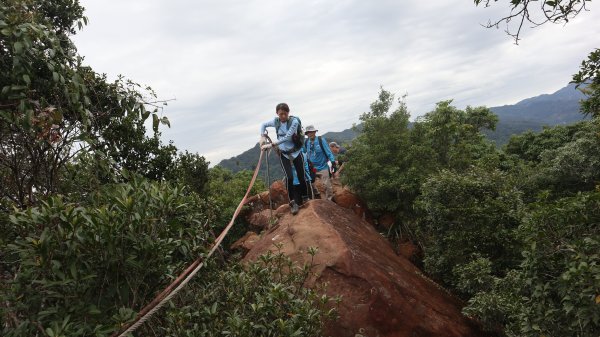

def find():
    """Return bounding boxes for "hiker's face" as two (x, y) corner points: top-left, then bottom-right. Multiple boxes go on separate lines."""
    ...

(330, 145), (339, 154)
(306, 131), (316, 140)
(276, 109), (289, 122)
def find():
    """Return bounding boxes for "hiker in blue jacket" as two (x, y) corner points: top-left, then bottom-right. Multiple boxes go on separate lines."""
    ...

(292, 155), (314, 198)
(259, 103), (309, 215)
(329, 141), (346, 179)
(304, 125), (336, 200)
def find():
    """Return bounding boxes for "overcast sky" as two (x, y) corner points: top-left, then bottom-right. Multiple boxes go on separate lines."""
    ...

(72, 0), (600, 164)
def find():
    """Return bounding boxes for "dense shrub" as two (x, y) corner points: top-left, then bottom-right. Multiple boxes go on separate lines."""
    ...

(161, 249), (337, 337)
(343, 90), (497, 231)
(463, 270), (525, 335)
(205, 166), (266, 244)
(417, 167), (524, 295)
(341, 89), (414, 215)
(536, 120), (600, 195)
(465, 190), (600, 336)
(504, 119), (600, 201)
(516, 191), (600, 336)
(1, 175), (331, 337)
(504, 122), (588, 163)
(1, 177), (214, 336)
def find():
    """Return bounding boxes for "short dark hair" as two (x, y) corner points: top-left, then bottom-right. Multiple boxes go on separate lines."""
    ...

(275, 103), (290, 113)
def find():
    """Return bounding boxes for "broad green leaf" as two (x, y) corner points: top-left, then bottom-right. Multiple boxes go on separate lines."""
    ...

(14, 41), (23, 53)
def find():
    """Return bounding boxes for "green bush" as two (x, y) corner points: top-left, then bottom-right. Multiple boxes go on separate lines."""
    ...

(516, 191), (600, 336)
(536, 121), (600, 196)
(1, 176), (334, 337)
(463, 270), (525, 336)
(452, 255), (495, 297)
(342, 89), (497, 232)
(465, 190), (600, 336)
(417, 167), (523, 293)
(205, 166), (266, 246)
(341, 89), (414, 215)
(1, 177), (214, 336)
(504, 122), (588, 163)
(160, 248), (338, 337)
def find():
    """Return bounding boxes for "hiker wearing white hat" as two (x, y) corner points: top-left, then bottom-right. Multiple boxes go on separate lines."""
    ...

(304, 125), (336, 200)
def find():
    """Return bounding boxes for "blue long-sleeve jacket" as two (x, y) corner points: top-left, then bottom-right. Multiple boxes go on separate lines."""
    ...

(260, 117), (301, 159)
(305, 136), (335, 171)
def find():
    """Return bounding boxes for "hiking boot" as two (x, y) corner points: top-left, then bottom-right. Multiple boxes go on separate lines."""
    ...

(302, 195), (310, 203)
(291, 201), (299, 215)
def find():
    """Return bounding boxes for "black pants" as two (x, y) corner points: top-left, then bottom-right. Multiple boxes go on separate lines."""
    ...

(279, 152), (309, 205)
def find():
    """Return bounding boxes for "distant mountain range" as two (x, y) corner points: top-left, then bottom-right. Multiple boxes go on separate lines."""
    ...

(218, 83), (587, 177)
(484, 83), (586, 144)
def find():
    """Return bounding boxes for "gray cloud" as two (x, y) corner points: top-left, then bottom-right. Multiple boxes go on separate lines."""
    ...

(72, 0), (600, 164)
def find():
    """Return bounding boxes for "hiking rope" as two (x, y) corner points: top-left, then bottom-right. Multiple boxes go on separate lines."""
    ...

(264, 133), (274, 225)
(111, 149), (265, 337)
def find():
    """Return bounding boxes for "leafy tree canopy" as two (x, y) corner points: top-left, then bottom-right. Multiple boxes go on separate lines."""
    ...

(573, 48), (600, 118)
(0, 0), (172, 208)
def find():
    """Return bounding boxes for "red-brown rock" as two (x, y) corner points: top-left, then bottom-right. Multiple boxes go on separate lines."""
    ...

(378, 213), (395, 230)
(266, 180), (289, 208)
(230, 231), (260, 254)
(246, 209), (275, 229)
(274, 203), (291, 217)
(398, 240), (422, 264)
(243, 200), (489, 337)
(332, 187), (368, 219)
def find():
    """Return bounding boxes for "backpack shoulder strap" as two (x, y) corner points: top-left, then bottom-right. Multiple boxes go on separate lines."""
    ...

(287, 115), (299, 129)
(274, 117), (281, 133)
(318, 136), (326, 154)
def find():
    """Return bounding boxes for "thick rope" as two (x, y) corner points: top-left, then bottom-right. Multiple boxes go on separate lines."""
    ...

(112, 150), (265, 337)
(264, 147), (274, 224)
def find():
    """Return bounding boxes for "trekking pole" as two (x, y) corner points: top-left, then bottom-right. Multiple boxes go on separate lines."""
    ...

(263, 133), (274, 226)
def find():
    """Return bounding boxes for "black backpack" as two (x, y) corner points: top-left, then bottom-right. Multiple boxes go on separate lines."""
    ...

(274, 115), (305, 152)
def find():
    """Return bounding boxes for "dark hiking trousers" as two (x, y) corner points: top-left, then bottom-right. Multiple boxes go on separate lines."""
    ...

(279, 152), (309, 205)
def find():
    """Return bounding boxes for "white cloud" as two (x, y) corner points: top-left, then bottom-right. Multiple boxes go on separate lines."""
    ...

(72, 0), (600, 164)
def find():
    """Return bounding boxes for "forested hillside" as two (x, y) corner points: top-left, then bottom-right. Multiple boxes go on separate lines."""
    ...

(484, 83), (587, 144)
(218, 83), (586, 176)
(218, 125), (361, 177)
(340, 85), (599, 336)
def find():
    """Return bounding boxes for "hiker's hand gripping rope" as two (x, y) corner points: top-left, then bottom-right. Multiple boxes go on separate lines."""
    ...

(261, 133), (277, 151)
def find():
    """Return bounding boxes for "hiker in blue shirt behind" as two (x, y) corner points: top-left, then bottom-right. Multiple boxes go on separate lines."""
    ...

(329, 141), (346, 179)
(304, 125), (336, 200)
(259, 103), (309, 215)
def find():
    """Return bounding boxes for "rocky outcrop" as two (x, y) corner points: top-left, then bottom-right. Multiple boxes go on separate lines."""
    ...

(243, 200), (490, 337)
(230, 231), (261, 254)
